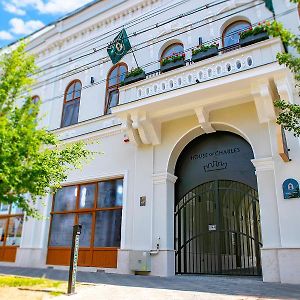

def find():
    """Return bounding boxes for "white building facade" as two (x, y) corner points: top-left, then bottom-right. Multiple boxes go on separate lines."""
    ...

(0, 0), (300, 285)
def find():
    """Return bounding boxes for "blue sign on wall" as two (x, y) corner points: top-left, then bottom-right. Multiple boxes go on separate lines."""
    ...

(282, 179), (300, 199)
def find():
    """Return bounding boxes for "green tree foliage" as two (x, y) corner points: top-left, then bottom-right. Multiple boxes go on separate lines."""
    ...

(0, 43), (93, 218)
(266, 0), (300, 136)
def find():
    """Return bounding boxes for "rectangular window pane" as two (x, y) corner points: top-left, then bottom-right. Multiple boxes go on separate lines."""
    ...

(6, 217), (23, 246)
(77, 214), (92, 247)
(74, 82), (81, 98)
(97, 179), (123, 208)
(54, 186), (77, 212)
(0, 219), (7, 246)
(0, 203), (10, 215)
(10, 204), (23, 215)
(94, 210), (122, 247)
(66, 86), (75, 101)
(107, 90), (119, 113)
(49, 214), (75, 247)
(79, 184), (95, 209)
(62, 100), (80, 127)
(109, 68), (118, 86)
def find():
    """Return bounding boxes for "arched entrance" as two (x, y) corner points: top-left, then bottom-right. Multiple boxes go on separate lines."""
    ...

(174, 131), (262, 276)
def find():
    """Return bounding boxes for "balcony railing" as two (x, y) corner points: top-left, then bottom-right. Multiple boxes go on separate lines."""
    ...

(119, 38), (283, 106)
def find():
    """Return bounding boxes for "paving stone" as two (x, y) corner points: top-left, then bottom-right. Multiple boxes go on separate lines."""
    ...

(0, 266), (299, 299)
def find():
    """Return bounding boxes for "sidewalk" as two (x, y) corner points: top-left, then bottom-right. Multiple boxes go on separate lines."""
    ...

(0, 266), (299, 299)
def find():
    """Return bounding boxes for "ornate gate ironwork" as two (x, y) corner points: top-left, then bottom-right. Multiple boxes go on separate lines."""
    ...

(175, 180), (262, 276)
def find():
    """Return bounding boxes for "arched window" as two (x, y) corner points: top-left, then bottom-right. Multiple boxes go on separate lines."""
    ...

(222, 21), (251, 48)
(105, 63), (127, 114)
(61, 80), (82, 127)
(161, 43), (184, 60)
(32, 95), (40, 104)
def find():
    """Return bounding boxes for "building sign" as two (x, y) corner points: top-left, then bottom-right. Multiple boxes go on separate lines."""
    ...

(282, 179), (300, 199)
(208, 224), (217, 231)
(175, 132), (257, 201)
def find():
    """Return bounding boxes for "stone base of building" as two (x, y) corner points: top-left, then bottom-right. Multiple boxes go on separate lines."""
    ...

(114, 249), (175, 277)
(261, 248), (300, 284)
(15, 248), (47, 268)
(5, 247), (300, 284)
(150, 250), (175, 277)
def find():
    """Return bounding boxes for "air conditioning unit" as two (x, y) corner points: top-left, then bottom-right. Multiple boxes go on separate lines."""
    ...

(129, 251), (151, 272)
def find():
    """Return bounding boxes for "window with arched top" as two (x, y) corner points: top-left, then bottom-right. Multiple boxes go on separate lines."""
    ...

(61, 80), (82, 128)
(32, 95), (40, 104)
(222, 21), (251, 48)
(105, 63), (128, 114)
(161, 43), (184, 60)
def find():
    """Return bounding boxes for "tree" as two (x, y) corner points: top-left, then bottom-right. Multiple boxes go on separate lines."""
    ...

(0, 43), (93, 218)
(266, 0), (300, 136)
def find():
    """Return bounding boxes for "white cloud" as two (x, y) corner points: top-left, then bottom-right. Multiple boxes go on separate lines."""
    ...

(10, 0), (92, 15)
(0, 30), (14, 40)
(2, 2), (26, 16)
(9, 18), (45, 35)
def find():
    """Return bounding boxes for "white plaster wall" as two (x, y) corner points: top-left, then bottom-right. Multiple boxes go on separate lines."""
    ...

(31, 0), (279, 131)
(7, 0), (300, 284)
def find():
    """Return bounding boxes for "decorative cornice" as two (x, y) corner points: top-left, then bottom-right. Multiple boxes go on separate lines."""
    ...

(35, 0), (160, 60)
(58, 124), (122, 144)
(153, 172), (178, 184)
(251, 157), (275, 172)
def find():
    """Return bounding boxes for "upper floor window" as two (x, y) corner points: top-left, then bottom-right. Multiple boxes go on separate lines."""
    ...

(0, 203), (23, 249)
(223, 21), (250, 48)
(105, 63), (127, 114)
(61, 80), (82, 128)
(32, 95), (40, 104)
(161, 43), (184, 60)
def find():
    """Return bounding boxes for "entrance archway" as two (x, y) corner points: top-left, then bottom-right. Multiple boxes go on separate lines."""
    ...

(174, 131), (262, 276)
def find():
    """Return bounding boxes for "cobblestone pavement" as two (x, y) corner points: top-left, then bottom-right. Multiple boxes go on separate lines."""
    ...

(0, 266), (299, 300)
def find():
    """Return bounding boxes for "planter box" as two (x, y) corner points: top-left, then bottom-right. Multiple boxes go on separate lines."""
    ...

(240, 31), (269, 47)
(192, 47), (218, 63)
(160, 59), (185, 73)
(123, 72), (146, 86)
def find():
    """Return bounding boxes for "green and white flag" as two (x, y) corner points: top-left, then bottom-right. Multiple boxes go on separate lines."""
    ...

(264, 0), (274, 13)
(107, 29), (132, 65)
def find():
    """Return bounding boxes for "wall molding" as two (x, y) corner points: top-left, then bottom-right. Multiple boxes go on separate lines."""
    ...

(251, 157), (275, 172)
(153, 172), (178, 184)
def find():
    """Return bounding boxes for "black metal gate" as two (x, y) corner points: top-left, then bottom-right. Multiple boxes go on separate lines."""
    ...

(175, 180), (262, 276)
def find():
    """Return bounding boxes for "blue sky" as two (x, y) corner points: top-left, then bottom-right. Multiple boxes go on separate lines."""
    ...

(0, 0), (93, 48)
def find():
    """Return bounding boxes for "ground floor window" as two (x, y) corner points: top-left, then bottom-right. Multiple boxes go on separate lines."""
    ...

(47, 178), (123, 268)
(0, 203), (24, 262)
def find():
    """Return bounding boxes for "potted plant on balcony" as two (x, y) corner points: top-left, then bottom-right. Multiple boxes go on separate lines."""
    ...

(191, 43), (219, 63)
(239, 22), (269, 47)
(122, 67), (146, 86)
(160, 52), (186, 73)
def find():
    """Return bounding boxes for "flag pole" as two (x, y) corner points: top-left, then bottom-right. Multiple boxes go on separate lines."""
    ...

(131, 49), (139, 68)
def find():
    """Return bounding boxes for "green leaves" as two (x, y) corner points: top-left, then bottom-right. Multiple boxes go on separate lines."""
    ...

(0, 43), (93, 218)
(275, 100), (300, 137)
(192, 43), (219, 56)
(267, 2), (300, 137)
(125, 67), (144, 78)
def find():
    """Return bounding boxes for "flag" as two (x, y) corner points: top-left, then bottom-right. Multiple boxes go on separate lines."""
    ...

(107, 29), (132, 65)
(264, 0), (274, 13)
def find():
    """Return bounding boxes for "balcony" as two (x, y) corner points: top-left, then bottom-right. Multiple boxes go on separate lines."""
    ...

(113, 38), (293, 145)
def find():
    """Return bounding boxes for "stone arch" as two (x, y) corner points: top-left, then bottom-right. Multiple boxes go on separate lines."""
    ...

(219, 15), (251, 39)
(167, 122), (256, 175)
(158, 39), (184, 61)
